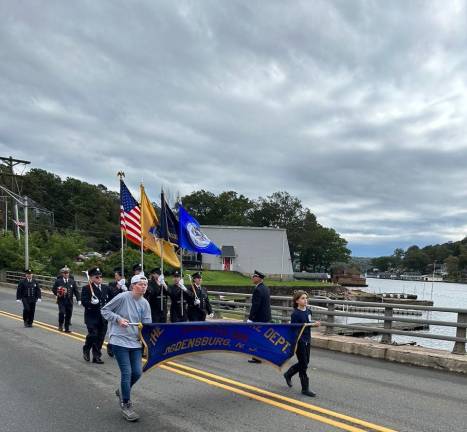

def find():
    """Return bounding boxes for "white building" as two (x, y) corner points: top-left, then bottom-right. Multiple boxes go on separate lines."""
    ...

(198, 225), (294, 279)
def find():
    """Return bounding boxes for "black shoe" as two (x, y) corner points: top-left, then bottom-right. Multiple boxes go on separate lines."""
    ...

(64, 329), (71, 333)
(58, 326), (64, 332)
(83, 349), (90, 362)
(301, 389), (316, 397)
(24, 323), (28, 327)
(284, 373), (293, 388)
(248, 358), (262, 364)
(92, 357), (104, 364)
(107, 346), (114, 358)
(28, 323), (33, 327)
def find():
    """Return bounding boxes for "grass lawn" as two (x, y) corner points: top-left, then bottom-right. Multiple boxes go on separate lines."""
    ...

(181, 270), (330, 287)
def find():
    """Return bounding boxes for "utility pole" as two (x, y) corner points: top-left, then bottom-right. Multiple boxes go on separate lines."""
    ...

(0, 185), (29, 270)
(0, 156), (30, 234)
(24, 196), (29, 269)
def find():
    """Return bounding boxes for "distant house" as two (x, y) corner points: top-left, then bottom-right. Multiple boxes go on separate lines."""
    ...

(196, 225), (293, 279)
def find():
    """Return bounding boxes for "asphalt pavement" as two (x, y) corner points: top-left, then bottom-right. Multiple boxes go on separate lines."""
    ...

(0, 286), (465, 432)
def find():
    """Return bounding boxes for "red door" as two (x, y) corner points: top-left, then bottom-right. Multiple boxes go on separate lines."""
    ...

(223, 258), (231, 271)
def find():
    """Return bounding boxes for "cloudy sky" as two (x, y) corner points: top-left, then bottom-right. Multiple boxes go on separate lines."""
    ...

(1, 1), (467, 257)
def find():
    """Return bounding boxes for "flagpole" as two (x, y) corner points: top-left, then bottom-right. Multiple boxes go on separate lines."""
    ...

(140, 182), (144, 273)
(117, 171), (125, 279)
(180, 246), (184, 317)
(160, 236), (164, 310)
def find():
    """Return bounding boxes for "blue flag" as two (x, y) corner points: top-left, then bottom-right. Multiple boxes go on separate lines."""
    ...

(178, 205), (221, 255)
(140, 322), (305, 372)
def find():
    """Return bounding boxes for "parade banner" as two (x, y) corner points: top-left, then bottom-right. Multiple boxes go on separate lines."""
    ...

(141, 322), (305, 372)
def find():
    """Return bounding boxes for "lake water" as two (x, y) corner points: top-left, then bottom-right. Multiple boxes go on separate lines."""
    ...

(348, 278), (467, 351)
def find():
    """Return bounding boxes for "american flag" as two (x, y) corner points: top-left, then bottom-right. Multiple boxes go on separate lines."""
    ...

(120, 180), (141, 245)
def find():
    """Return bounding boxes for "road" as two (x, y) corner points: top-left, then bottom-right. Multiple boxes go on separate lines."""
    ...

(0, 286), (465, 432)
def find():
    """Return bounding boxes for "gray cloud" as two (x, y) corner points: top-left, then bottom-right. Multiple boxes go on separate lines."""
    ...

(1, 0), (467, 256)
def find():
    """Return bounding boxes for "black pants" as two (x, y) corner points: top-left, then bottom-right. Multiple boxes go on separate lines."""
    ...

(285, 341), (311, 387)
(151, 308), (167, 323)
(58, 303), (73, 329)
(22, 299), (36, 325)
(84, 320), (107, 359)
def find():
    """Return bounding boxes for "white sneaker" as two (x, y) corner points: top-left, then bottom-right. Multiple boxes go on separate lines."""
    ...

(121, 402), (139, 422)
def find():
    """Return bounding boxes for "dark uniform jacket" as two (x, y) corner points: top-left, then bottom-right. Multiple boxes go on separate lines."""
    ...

(145, 279), (168, 321)
(248, 282), (271, 322)
(107, 280), (125, 302)
(52, 276), (80, 305)
(17, 278), (41, 302)
(81, 282), (109, 326)
(187, 284), (212, 321)
(168, 283), (190, 322)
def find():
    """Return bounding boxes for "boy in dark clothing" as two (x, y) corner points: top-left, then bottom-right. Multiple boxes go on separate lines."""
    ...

(283, 290), (320, 397)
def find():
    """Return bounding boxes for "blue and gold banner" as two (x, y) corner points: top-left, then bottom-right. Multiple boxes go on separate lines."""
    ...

(141, 322), (305, 372)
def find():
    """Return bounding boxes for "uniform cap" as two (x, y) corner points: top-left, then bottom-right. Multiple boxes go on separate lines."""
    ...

(88, 267), (102, 277)
(253, 270), (265, 279)
(149, 267), (161, 275)
(192, 272), (202, 280)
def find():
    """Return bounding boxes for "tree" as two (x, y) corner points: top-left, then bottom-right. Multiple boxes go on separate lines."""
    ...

(444, 255), (459, 280)
(250, 191), (305, 259)
(403, 245), (431, 273)
(297, 210), (350, 271)
(182, 190), (253, 226)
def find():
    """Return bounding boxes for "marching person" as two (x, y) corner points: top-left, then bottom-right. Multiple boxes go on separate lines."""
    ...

(107, 267), (128, 302)
(81, 267), (109, 364)
(101, 273), (151, 422)
(16, 268), (41, 327)
(168, 270), (190, 322)
(283, 290), (320, 397)
(132, 263), (142, 276)
(52, 266), (80, 332)
(247, 270), (271, 364)
(187, 272), (213, 322)
(106, 267), (128, 357)
(145, 268), (169, 323)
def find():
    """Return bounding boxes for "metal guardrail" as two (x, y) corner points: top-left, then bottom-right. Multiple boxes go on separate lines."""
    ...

(3, 271), (466, 355)
(206, 291), (467, 355)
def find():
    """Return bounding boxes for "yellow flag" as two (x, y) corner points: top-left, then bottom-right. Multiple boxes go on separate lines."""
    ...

(140, 185), (180, 268)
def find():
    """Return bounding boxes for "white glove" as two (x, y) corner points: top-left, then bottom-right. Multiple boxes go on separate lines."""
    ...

(158, 275), (168, 289)
(194, 298), (200, 306)
(179, 282), (188, 292)
(246, 319), (253, 323)
(117, 279), (128, 291)
(37, 299), (42, 303)
(78, 301), (82, 306)
(208, 313), (214, 319)
(16, 299), (21, 303)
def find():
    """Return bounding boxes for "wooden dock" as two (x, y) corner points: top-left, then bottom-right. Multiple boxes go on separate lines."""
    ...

(334, 322), (429, 337)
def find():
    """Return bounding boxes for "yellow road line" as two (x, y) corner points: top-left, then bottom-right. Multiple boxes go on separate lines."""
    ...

(0, 309), (397, 432)
(160, 364), (368, 432)
(167, 361), (397, 432)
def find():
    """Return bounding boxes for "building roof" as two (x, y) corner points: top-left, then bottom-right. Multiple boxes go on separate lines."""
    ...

(202, 225), (286, 232)
(221, 245), (236, 258)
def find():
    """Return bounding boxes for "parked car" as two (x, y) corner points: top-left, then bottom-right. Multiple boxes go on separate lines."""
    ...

(77, 251), (103, 261)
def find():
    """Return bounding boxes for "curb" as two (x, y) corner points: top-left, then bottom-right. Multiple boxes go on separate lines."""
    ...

(311, 333), (467, 374)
